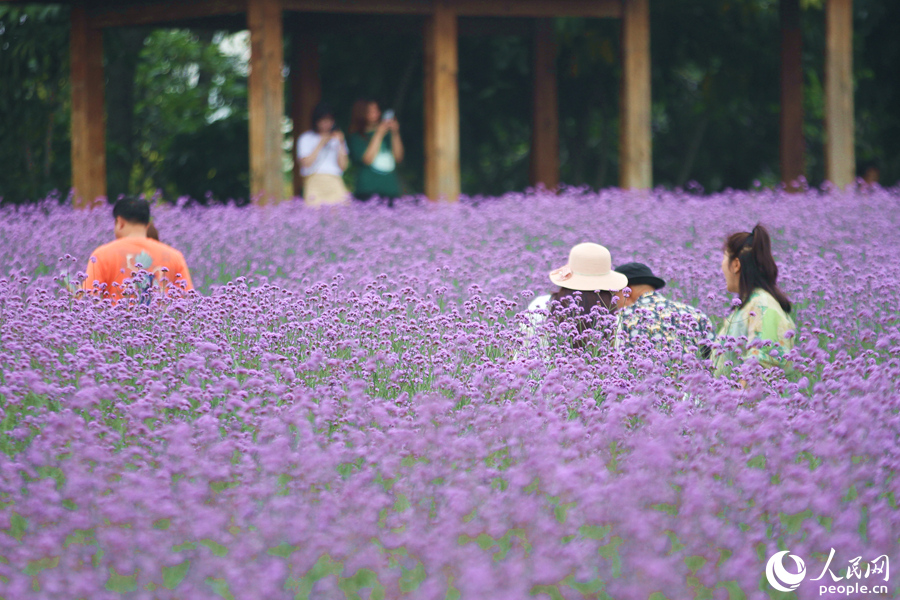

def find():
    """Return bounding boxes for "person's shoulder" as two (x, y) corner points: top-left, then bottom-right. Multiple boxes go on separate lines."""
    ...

(159, 240), (187, 258)
(749, 288), (783, 312)
(298, 131), (320, 150)
(754, 289), (793, 324)
(90, 238), (119, 254)
(666, 295), (704, 314)
(662, 294), (712, 322)
(90, 237), (133, 257)
(738, 290), (763, 311)
(136, 238), (183, 258)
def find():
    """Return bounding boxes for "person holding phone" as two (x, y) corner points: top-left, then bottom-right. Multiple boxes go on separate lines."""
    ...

(297, 103), (350, 207)
(348, 99), (404, 205)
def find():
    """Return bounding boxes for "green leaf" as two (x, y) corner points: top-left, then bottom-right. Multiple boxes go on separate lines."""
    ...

(105, 567), (138, 593)
(162, 559), (191, 589)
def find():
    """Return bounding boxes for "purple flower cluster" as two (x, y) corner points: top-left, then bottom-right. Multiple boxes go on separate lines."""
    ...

(1, 186), (899, 599)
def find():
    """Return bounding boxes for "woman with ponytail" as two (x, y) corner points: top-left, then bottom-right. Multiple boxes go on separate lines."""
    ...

(713, 224), (796, 376)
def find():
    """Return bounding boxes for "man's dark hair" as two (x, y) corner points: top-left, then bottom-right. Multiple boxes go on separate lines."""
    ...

(112, 197), (151, 225)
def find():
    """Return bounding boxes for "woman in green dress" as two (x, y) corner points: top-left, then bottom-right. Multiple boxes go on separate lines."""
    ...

(348, 99), (405, 205)
(713, 224), (797, 376)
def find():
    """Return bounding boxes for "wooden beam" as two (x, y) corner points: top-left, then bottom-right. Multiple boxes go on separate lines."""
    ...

(292, 14), (531, 37)
(86, 0), (622, 29)
(71, 3), (106, 209)
(248, 0), (286, 203)
(454, 0), (621, 18)
(619, 0), (651, 189)
(825, 0), (854, 188)
(282, 0), (621, 17)
(460, 17), (531, 36)
(531, 18), (559, 190)
(87, 0), (245, 28)
(291, 32), (321, 198)
(780, 0), (804, 188)
(423, 1), (460, 201)
(292, 13), (421, 36)
(283, 0), (432, 14)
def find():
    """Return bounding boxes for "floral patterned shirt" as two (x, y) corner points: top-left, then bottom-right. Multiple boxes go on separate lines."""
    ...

(615, 291), (714, 356)
(712, 288), (797, 375)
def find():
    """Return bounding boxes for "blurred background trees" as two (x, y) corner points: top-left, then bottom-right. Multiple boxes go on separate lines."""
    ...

(1, 0), (897, 204)
(0, 6), (71, 202)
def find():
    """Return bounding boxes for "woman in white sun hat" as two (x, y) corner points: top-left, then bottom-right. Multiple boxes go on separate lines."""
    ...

(524, 242), (629, 346)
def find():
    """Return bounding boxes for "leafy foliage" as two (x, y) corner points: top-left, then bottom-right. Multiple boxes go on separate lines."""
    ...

(0, 6), (71, 203)
(132, 29), (248, 201)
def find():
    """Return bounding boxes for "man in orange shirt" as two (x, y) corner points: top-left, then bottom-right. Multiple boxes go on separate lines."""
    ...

(83, 198), (193, 302)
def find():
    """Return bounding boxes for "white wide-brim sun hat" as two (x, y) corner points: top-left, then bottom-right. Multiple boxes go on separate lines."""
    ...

(549, 242), (628, 291)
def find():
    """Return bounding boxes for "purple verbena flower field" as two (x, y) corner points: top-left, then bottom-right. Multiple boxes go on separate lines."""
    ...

(1, 187), (899, 599)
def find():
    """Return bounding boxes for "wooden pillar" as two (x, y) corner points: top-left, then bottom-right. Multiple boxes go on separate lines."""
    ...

(70, 3), (106, 209)
(423, 1), (460, 201)
(780, 0), (804, 188)
(825, 0), (854, 187)
(291, 31), (321, 198)
(619, 0), (652, 190)
(531, 18), (559, 190)
(248, 0), (285, 204)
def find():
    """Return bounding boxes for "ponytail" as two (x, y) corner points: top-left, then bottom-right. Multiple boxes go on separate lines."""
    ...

(724, 224), (792, 313)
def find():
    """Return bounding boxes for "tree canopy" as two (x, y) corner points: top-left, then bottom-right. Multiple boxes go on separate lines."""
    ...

(0, 0), (897, 204)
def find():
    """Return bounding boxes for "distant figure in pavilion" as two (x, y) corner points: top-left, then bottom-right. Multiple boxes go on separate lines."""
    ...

(297, 102), (350, 207)
(524, 243), (627, 349)
(612, 262), (714, 358)
(348, 99), (404, 206)
(82, 197), (193, 303)
(713, 224), (795, 377)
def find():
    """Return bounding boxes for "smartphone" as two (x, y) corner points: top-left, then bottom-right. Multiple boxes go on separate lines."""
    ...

(382, 109), (395, 122)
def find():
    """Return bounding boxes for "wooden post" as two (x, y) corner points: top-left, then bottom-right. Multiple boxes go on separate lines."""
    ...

(70, 3), (107, 209)
(248, 0), (285, 203)
(423, 1), (460, 201)
(825, 0), (854, 188)
(619, 0), (651, 190)
(780, 0), (804, 188)
(531, 18), (559, 190)
(291, 32), (321, 198)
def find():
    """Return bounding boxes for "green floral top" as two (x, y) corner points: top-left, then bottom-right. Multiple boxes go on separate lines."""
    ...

(615, 291), (714, 356)
(713, 288), (797, 376)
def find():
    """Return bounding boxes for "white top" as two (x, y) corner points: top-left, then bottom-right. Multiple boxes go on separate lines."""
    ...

(523, 294), (552, 331)
(528, 294), (551, 314)
(297, 131), (347, 177)
(516, 294), (553, 358)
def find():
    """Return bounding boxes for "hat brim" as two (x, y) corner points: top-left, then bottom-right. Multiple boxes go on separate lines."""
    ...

(549, 269), (628, 292)
(625, 276), (666, 290)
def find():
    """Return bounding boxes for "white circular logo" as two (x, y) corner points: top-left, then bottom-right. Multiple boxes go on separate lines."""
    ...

(766, 550), (807, 592)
